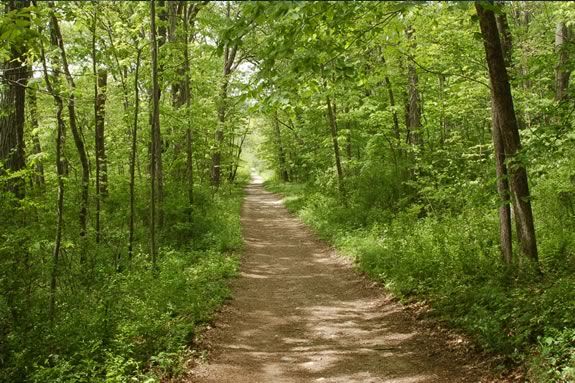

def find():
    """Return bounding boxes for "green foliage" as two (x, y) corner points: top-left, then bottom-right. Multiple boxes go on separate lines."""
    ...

(265, 171), (575, 380)
(0, 184), (243, 382)
(1, 1), (250, 381)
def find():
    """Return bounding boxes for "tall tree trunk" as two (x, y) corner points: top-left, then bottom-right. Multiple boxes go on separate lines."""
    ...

(94, 69), (108, 244)
(405, 25), (423, 148)
(40, 40), (64, 325)
(179, 3), (200, 213)
(476, 1), (539, 265)
(491, 6), (515, 265)
(273, 112), (289, 182)
(0, 0), (30, 199)
(555, 21), (571, 102)
(150, 0), (160, 269)
(326, 95), (346, 201)
(49, 4), (90, 261)
(491, 104), (513, 265)
(495, 9), (513, 69)
(92, 8), (108, 244)
(381, 51), (400, 141)
(27, 83), (45, 190)
(212, 2), (237, 188)
(128, 48), (142, 261)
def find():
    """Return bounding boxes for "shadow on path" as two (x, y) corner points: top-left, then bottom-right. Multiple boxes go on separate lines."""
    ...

(188, 177), (489, 383)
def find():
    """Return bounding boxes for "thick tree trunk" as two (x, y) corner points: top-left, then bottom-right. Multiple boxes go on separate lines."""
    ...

(491, 105), (513, 265)
(491, 10), (515, 265)
(150, 0), (160, 269)
(495, 10), (513, 69)
(326, 95), (346, 201)
(476, 1), (539, 265)
(49, 5), (90, 260)
(555, 21), (571, 102)
(0, 0), (30, 199)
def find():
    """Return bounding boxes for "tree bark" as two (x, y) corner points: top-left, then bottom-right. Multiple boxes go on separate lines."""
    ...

(212, 2), (237, 188)
(128, 48), (142, 261)
(40, 39), (64, 325)
(150, 0), (160, 269)
(491, 11), (514, 265)
(326, 95), (346, 201)
(405, 25), (423, 147)
(27, 83), (45, 190)
(491, 104), (513, 264)
(555, 21), (571, 102)
(0, 0), (30, 199)
(476, 1), (539, 265)
(92, 8), (108, 244)
(49, 4), (90, 260)
(495, 9), (513, 69)
(273, 112), (289, 182)
(381, 52), (400, 141)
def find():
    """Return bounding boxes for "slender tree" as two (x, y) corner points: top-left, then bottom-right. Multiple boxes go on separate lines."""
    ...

(149, 0), (160, 269)
(39, 39), (65, 324)
(476, 1), (539, 265)
(273, 112), (289, 182)
(326, 94), (346, 200)
(554, 21), (571, 101)
(92, 7), (109, 243)
(212, 1), (238, 188)
(49, 3), (90, 259)
(27, 82), (45, 190)
(128, 47), (142, 261)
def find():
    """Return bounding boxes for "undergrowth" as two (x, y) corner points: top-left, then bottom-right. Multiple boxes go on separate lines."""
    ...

(265, 179), (575, 382)
(0, 179), (246, 383)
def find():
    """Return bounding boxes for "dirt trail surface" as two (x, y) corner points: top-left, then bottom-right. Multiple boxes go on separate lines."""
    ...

(188, 177), (491, 383)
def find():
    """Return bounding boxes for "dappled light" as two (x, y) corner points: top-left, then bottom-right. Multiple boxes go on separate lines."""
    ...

(189, 181), (488, 382)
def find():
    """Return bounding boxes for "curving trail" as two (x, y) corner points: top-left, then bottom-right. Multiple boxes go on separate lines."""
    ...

(188, 177), (491, 383)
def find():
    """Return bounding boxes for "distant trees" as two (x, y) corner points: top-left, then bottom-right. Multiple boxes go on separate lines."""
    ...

(1, 2), (252, 379)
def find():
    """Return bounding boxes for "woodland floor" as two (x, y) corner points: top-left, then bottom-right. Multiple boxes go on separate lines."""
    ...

(185, 177), (499, 383)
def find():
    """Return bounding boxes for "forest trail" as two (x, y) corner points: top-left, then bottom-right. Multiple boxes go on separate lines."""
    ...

(187, 176), (491, 383)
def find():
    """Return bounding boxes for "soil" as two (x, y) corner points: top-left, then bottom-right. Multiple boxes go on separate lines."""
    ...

(185, 177), (499, 383)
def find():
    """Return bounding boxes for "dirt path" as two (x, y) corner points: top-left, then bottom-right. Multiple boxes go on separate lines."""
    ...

(188, 177), (492, 383)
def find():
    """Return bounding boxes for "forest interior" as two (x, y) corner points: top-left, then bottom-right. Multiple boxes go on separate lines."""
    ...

(0, 1), (574, 382)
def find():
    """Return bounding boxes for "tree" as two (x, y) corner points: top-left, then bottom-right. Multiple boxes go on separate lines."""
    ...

(211, 2), (238, 188)
(475, 1), (539, 264)
(150, 0), (160, 268)
(554, 21), (571, 101)
(49, 2), (90, 259)
(405, 25), (423, 147)
(0, 0), (30, 199)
